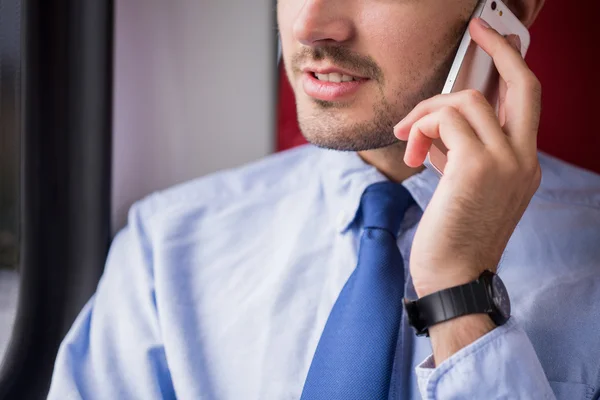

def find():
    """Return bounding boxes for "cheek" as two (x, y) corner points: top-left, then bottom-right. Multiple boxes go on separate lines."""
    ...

(363, 10), (467, 94)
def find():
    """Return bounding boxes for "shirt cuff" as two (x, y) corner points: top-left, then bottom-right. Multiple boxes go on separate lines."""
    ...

(415, 317), (555, 399)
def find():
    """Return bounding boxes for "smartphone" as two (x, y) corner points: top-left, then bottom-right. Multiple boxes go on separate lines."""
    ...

(424, 0), (531, 176)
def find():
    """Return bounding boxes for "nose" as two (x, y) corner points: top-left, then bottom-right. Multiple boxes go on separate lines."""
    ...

(292, 0), (354, 46)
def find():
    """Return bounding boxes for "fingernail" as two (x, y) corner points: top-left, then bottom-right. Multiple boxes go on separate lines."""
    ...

(477, 18), (491, 29)
(394, 120), (405, 132)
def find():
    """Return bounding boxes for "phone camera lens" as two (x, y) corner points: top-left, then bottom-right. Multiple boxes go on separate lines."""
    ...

(491, 1), (497, 10)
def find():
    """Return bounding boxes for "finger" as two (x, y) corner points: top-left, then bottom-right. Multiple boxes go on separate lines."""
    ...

(469, 18), (530, 82)
(404, 122), (433, 168)
(394, 89), (509, 151)
(496, 35), (516, 128)
(498, 76), (508, 128)
(404, 106), (483, 167)
(469, 18), (542, 154)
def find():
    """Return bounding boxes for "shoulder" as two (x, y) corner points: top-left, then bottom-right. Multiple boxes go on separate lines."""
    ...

(484, 152), (600, 292)
(127, 144), (324, 231)
(535, 151), (600, 210)
(509, 152), (600, 276)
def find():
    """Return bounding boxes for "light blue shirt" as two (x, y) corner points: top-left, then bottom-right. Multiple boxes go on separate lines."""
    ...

(48, 145), (600, 399)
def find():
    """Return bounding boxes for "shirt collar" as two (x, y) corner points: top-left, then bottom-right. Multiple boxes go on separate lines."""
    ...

(319, 147), (442, 233)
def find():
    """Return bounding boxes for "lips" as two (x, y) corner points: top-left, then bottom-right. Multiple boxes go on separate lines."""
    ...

(302, 71), (368, 102)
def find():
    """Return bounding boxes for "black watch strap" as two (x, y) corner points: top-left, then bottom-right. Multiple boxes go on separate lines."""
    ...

(404, 278), (494, 337)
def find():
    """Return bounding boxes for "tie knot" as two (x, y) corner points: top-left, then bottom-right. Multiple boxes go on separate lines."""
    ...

(359, 181), (415, 236)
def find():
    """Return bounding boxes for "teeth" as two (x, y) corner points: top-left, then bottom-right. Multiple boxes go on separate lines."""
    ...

(329, 73), (342, 83)
(315, 72), (357, 82)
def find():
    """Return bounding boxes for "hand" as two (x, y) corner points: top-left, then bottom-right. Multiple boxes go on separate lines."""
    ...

(394, 18), (542, 299)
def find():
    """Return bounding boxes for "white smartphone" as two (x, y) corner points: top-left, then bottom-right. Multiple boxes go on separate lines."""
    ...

(424, 0), (531, 176)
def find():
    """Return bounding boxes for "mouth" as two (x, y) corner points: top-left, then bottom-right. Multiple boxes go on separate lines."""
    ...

(310, 71), (363, 83)
(301, 68), (369, 102)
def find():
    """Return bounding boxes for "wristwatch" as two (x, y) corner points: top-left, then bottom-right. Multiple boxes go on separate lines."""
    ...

(403, 270), (511, 337)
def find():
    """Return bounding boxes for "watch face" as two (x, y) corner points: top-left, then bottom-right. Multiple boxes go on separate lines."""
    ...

(491, 275), (511, 319)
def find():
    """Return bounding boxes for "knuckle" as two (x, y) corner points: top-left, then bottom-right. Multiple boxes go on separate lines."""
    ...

(525, 74), (542, 95)
(463, 89), (486, 106)
(439, 106), (458, 120)
(410, 121), (423, 137)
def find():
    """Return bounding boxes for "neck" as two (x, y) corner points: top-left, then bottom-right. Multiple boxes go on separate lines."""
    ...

(358, 142), (425, 183)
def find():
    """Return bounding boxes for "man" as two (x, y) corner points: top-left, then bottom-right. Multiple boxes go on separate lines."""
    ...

(48, 0), (600, 398)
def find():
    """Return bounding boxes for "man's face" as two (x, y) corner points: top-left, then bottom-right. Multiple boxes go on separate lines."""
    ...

(278, 0), (477, 151)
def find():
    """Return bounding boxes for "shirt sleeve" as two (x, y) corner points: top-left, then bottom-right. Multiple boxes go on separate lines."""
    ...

(47, 204), (176, 400)
(415, 318), (556, 400)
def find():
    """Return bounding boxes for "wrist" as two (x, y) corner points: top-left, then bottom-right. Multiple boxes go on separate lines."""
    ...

(428, 313), (497, 366)
(413, 268), (484, 299)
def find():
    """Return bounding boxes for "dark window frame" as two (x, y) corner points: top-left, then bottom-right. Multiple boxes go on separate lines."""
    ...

(0, 0), (21, 270)
(0, 1), (113, 398)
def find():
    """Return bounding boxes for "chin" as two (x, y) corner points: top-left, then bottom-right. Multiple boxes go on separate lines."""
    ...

(296, 102), (399, 152)
(299, 121), (399, 151)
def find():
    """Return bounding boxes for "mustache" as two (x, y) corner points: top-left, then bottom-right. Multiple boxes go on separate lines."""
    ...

(291, 46), (383, 83)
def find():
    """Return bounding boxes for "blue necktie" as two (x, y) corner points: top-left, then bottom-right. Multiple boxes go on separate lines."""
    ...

(301, 181), (415, 400)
